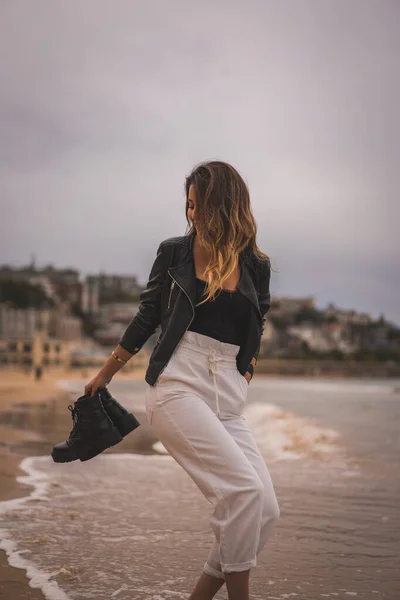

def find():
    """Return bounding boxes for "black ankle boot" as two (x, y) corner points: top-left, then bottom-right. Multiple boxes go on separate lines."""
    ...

(98, 387), (140, 437)
(51, 391), (123, 463)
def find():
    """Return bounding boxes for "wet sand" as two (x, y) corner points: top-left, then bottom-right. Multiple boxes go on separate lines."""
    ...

(0, 453), (48, 600)
(0, 369), (70, 600)
(1, 370), (399, 599)
(0, 367), (147, 600)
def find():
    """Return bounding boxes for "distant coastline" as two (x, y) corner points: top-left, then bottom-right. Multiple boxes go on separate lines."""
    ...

(257, 357), (400, 378)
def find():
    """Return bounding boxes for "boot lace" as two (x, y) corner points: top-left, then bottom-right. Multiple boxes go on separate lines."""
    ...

(68, 404), (80, 439)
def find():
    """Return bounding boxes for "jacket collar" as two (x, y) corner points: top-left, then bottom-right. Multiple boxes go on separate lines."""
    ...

(168, 231), (261, 319)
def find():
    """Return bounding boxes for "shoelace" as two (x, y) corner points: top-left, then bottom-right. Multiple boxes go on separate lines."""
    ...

(68, 404), (79, 437)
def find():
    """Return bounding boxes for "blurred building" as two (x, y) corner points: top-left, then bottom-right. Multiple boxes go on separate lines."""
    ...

(287, 322), (358, 354)
(270, 296), (315, 317)
(324, 302), (373, 325)
(0, 261), (81, 306)
(81, 278), (100, 315)
(82, 273), (141, 315)
(0, 302), (82, 368)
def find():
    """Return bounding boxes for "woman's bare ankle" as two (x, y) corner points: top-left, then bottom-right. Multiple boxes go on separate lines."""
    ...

(188, 570), (225, 600)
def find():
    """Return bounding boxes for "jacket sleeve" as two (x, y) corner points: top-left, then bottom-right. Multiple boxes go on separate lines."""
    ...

(248, 257), (271, 371)
(118, 242), (166, 356)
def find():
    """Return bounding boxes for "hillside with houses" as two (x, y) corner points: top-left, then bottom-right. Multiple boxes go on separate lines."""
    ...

(1, 262), (399, 376)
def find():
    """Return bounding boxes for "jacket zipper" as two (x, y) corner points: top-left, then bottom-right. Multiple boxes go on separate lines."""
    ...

(156, 271), (196, 381)
(167, 271), (195, 331)
(167, 279), (176, 310)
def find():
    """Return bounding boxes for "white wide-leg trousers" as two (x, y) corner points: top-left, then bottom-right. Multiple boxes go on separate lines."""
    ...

(144, 330), (280, 578)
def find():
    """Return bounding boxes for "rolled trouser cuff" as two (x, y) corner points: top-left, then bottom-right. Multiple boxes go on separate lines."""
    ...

(221, 556), (257, 573)
(203, 562), (226, 580)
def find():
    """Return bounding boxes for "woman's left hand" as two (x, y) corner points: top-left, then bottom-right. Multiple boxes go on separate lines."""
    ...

(244, 371), (252, 385)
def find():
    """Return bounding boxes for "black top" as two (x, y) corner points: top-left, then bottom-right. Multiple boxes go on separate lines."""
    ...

(187, 277), (251, 347)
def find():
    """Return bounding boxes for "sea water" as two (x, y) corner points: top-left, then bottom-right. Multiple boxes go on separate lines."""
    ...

(1, 377), (399, 600)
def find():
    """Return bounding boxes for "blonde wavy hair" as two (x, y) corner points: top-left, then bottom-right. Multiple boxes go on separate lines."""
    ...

(184, 160), (270, 307)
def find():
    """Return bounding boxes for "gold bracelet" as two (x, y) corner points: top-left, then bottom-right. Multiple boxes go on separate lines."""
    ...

(111, 350), (127, 364)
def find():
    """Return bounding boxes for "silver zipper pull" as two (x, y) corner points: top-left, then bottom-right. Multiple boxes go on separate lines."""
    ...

(168, 280), (176, 309)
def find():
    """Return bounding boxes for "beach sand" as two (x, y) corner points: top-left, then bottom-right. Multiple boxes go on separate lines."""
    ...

(1, 369), (399, 599)
(0, 366), (147, 600)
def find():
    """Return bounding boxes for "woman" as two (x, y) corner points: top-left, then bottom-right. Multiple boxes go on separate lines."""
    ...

(85, 160), (280, 600)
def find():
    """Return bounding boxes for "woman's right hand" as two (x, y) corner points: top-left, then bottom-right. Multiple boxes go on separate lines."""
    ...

(84, 372), (112, 396)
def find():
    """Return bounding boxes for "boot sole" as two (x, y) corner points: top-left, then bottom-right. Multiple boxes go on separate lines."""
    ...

(51, 426), (123, 463)
(117, 413), (141, 437)
(51, 448), (80, 463)
(79, 426), (123, 462)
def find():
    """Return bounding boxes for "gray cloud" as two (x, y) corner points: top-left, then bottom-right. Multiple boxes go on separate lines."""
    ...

(1, 0), (399, 324)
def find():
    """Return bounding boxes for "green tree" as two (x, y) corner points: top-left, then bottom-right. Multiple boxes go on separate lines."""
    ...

(0, 280), (54, 309)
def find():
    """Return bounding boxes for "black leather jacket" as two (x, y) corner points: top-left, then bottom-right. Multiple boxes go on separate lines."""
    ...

(118, 232), (271, 386)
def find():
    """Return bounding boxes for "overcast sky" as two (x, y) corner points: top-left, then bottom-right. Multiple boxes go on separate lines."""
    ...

(1, 1), (399, 325)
